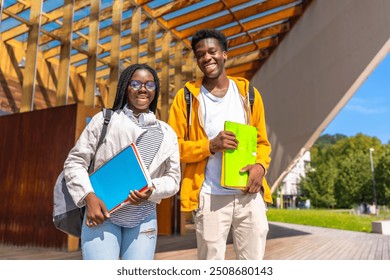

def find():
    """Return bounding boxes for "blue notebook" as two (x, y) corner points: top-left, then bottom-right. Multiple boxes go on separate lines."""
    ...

(89, 143), (152, 213)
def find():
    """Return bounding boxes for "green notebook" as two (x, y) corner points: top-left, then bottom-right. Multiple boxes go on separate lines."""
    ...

(221, 121), (257, 188)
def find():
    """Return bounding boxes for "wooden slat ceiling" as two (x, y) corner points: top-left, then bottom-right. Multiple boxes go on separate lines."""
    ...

(1, 0), (312, 101)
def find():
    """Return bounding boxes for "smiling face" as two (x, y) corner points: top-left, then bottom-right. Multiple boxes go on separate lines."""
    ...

(127, 69), (156, 115)
(194, 38), (227, 80)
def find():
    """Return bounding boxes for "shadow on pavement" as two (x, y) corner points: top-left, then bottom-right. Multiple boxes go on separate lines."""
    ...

(267, 223), (311, 240)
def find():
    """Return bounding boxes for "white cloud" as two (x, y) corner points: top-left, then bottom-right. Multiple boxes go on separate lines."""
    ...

(345, 97), (387, 114)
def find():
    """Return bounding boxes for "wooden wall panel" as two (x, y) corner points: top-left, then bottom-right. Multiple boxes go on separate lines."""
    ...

(0, 104), (78, 248)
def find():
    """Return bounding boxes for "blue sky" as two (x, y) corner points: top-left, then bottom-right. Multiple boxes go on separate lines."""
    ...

(322, 53), (390, 144)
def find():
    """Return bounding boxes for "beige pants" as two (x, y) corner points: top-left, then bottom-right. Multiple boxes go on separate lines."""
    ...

(194, 192), (269, 260)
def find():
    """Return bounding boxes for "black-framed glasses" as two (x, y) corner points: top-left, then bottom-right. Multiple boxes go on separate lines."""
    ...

(129, 80), (156, 92)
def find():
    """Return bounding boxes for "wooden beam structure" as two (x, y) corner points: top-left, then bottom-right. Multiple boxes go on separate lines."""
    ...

(56, 0), (74, 106)
(108, 0), (123, 108)
(20, 0), (42, 112)
(160, 31), (171, 122)
(131, 6), (141, 64)
(1, 0), (312, 113)
(147, 20), (157, 68)
(84, 0), (100, 107)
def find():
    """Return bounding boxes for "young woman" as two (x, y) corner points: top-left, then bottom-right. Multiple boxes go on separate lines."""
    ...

(64, 64), (180, 260)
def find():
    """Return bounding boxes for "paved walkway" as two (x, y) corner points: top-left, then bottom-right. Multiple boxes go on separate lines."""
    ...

(155, 222), (390, 260)
(1, 222), (389, 260)
(264, 222), (390, 260)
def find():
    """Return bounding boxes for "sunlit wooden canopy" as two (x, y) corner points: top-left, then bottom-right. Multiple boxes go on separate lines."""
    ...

(0, 0), (312, 119)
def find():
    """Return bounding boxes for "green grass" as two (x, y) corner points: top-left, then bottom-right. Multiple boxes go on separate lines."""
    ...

(266, 208), (390, 233)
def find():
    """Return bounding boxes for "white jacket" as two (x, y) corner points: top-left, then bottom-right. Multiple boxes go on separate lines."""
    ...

(64, 110), (181, 207)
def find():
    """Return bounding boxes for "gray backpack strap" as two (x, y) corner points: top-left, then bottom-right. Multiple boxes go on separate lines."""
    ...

(88, 109), (113, 172)
(184, 84), (254, 134)
(184, 87), (190, 126)
(98, 108), (113, 148)
(184, 87), (191, 140)
(249, 83), (254, 111)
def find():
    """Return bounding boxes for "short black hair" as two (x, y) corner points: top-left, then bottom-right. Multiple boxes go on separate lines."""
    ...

(191, 29), (228, 53)
(111, 63), (160, 113)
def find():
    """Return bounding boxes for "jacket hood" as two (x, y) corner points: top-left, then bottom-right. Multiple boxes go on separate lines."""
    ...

(184, 76), (251, 98)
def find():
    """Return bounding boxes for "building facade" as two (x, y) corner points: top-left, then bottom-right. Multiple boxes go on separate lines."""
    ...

(277, 151), (311, 209)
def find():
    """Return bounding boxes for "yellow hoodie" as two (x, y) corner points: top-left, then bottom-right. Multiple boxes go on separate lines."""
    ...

(168, 76), (272, 211)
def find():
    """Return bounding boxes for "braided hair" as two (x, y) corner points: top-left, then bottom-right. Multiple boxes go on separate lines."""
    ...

(111, 64), (160, 113)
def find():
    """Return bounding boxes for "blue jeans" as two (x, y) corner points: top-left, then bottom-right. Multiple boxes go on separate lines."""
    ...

(81, 210), (157, 260)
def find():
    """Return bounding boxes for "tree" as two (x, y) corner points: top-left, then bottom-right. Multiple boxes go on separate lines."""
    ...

(299, 146), (337, 208)
(300, 133), (387, 208)
(333, 151), (372, 208)
(315, 133), (347, 148)
(332, 134), (382, 208)
(299, 162), (337, 208)
(375, 144), (390, 206)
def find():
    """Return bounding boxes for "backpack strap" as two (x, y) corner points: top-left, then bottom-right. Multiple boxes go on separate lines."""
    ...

(248, 83), (254, 111)
(88, 109), (113, 172)
(184, 87), (190, 125)
(99, 108), (113, 147)
(184, 84), (255, 124)
(184, 87), (191, 140)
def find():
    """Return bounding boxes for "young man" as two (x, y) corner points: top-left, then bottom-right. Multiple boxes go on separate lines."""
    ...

(168, 29), (272, 260)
